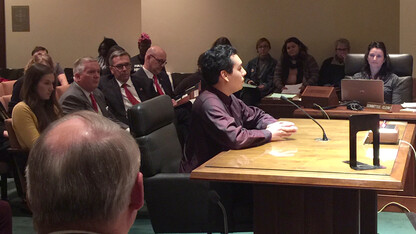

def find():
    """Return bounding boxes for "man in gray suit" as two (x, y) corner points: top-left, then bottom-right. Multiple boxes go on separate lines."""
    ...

(59, 57), (128, 129)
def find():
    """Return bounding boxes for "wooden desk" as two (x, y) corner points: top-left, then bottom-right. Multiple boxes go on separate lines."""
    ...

(292, 105), (416, 212)
(293, 105), (416, 122)
(191, 119), (415, 233)
(259, 96), (301, 118)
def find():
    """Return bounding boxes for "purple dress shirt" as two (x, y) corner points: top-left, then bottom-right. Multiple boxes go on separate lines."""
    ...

(180, 87), (277, 172)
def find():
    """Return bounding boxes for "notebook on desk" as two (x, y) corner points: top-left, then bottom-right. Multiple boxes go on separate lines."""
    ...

(341, 79), (384, 105)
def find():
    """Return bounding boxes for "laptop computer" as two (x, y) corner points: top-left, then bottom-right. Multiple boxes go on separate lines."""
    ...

(341, 79), (384, 105)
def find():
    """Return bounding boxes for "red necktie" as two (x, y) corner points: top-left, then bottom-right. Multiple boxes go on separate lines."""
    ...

(122, 83), (140, 105)
(89, 93), (98, 112)
(153, 75), (164, 95)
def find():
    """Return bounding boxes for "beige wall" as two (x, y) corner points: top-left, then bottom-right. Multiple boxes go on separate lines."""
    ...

(400, 0), (416, 76)
(143, 0), (399, 73)
(5, 0), (141, 68)
(5, 0), (402, 73)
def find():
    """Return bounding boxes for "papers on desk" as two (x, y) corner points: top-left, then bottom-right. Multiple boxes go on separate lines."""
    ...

(401, 102), (416, 108)
(242, 83), (257, 89)
(365, 148), (398, 161)
(268, 93), (297, 99)
(282, 83), (302, 94)
(400, 102), (416, 112)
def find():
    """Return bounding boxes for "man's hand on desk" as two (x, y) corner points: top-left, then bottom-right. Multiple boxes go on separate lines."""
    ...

(266, 121), (298, 141)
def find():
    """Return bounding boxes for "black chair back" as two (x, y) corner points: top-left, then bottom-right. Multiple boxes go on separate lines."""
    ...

(128, 95), (182, 177)
(345, 54), (413, 77)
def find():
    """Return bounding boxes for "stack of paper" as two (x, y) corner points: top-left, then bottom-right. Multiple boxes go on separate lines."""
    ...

(281, 83), (302, 94)
(400, 102), (416, 112)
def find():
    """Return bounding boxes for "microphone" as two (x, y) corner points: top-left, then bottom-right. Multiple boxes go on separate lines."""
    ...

(208, 190), (228, 234)
(281, 96), (329, 141)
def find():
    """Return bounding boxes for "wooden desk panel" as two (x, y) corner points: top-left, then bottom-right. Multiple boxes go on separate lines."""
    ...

(192, 119), (412, 191)
(293, 105), (416, 122)
(191, 118), (414, 233)
(259, 97), (301, 118)
(259, 98), (416, 212)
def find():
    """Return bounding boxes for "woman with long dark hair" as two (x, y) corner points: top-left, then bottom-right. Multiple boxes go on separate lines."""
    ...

(9, 53), (60, 115)
(273, 37), (319, 93)
(12, 63), (62, 149)
(353, 41), (409, 104)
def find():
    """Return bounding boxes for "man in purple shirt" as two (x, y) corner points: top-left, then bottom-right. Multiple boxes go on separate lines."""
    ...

(180, 45), (297, 172)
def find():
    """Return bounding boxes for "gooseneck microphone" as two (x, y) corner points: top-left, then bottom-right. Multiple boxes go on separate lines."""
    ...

(281, 96), (329, 141)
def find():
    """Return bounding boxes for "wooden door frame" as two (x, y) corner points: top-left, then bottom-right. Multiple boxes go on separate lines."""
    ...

(0, 0), (6, 68)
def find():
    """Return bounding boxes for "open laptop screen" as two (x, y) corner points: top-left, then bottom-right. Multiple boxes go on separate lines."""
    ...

(341, 79), (384, 105)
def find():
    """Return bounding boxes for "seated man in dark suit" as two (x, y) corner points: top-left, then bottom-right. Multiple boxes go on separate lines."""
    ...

(59, 57), (128, 129)
(135, 46), (175, 100)
(100, 50), (149, 125)
(135, 45), (192, 147)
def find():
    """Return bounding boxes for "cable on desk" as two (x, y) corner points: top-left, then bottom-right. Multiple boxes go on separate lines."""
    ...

(377, 140), (416, 213)
(399, 140), (416, 159)
(378, 201), (410, 213)
(313, 103), (330, 120)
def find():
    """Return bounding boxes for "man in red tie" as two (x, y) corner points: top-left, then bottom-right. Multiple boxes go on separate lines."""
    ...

(59, 57), (128, 129)
(100, 50), (150, 125)
(134, 45), (192, 148)
(139, 46), (176, 102)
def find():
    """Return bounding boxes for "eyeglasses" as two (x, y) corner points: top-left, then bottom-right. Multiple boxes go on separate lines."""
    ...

(151, 55), (167, 66)
(112, 63), (132, 70)
(336, 48), (349, 51)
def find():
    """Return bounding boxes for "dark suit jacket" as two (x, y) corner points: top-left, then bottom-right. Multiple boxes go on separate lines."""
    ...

(59, 82), (128, 129)
(133, 68), (174, 100)
(99, 73), (150, 124)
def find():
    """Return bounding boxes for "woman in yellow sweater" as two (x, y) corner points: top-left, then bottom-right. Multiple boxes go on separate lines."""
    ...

(12, 63), (62, 150)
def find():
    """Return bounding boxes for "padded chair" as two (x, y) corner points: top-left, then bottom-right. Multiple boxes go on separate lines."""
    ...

(64, 68), (74, 84)
(128, 95), (233, 233)
(171, 72), (193, 89)
(4, 119), (28, 199)
(55, 84), (70, 100)
(0, 161), (9, 200)
(0, 95), (11, 114)
(0, 85), (4, 97)
(1, 80), (16, 96)
(345, 54), (414, 102)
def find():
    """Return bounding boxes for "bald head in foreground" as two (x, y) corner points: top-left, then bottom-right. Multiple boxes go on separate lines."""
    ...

(26, 111), (144, 234)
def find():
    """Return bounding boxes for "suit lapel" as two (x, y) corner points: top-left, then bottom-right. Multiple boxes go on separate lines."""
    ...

(73, 83), (94, 111)
(109, 77), (126, 116)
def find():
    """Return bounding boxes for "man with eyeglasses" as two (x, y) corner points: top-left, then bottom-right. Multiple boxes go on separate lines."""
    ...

(99, 50), (150, 124)
(318, 38), (350, 87)
(135, 45), (192, 148)
(134, 46), (175, 100)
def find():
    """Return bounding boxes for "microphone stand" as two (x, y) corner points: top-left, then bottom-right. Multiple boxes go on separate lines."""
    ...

(281, 96), (329, 141)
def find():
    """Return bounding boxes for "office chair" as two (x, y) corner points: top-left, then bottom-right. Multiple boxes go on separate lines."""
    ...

(128, 95), (228, 233)
(0, 157), (9, 200)
(4, 118), (28, 199)
(344, 54), (413, 102)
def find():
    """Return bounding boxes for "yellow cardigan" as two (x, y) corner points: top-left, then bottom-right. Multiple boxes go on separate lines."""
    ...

(12, 102), (40, 150)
